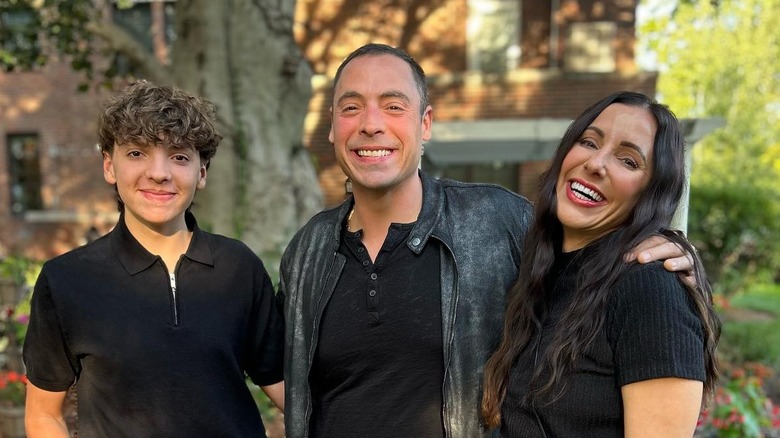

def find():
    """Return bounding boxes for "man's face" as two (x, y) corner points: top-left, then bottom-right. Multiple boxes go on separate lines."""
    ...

(103, 143), (206, 234)
(329, 54), (432, 195)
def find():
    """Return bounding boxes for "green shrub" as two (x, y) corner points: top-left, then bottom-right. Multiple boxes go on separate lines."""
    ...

(719, 321), (780, 370)
(688, 184), (780, 296)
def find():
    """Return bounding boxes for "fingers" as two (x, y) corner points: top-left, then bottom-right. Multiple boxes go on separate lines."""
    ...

(631, 240), (690, 266)
(661, 254), (693, 272)
(677, 270), (697, 289)
(624, 235), (668, 262)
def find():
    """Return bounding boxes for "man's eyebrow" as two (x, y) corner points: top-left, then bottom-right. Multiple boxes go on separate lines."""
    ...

(381, 90), (411, 103)
(336, 90), (363, 106)
(335, 90), (412, 106)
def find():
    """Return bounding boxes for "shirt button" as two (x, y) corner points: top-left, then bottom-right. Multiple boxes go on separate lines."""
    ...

(357, 247), (365, 253)
(362, 260), (369, 267)
(370, 273), (378, 280)
(411, 237), (421, 246)
(369, 289), (377, 297)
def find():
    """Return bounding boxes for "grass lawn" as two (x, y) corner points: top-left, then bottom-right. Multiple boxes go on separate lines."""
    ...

(729, 283), (780, 315)
(719, 282), (780, 371)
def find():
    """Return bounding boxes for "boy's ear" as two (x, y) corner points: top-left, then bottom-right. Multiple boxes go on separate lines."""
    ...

(103, 152), (117, 184)
(197, 163), (207, 189)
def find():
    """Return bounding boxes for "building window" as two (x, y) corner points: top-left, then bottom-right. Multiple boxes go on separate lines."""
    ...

(441, 162), (519, 193)
(563, 22), (616, 73)
(7, 134), (43, 215)
(467, 0), (521, 74)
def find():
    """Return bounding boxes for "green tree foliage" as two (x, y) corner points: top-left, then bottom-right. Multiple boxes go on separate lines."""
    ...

(641, 0), (780, 295)
(0, 0), (95, 81)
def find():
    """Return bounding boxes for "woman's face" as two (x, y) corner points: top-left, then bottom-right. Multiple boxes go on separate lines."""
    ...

(556, 103), (656, 251)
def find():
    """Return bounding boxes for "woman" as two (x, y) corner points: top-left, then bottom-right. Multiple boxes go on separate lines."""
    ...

(482, 91), (720, 437)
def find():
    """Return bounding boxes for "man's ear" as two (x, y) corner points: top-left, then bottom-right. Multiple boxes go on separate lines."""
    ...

(103, 152), (117, 184)
(328, 106), (335, 144)
(421, 105), (433, 142)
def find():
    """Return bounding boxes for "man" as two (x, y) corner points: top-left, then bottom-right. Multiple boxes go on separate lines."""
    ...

(23, 81), (284, 437)
(279, 44), (692, 438)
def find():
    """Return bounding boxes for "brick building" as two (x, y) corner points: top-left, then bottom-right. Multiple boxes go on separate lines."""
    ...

(0, 61), (118, 259)
(295, 0), (657, 205)
(0, 0), (658, 258)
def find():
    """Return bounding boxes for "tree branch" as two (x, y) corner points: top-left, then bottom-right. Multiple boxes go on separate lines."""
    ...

(86, 20), (171, 84)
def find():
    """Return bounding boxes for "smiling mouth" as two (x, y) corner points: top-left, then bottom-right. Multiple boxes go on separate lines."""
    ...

(356, 149), (391, 157)
(570, 181), (604, 202)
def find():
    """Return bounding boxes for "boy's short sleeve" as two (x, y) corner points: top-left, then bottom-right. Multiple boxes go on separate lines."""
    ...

(23, 268), (79, 392)
(242, 260), (285, 387)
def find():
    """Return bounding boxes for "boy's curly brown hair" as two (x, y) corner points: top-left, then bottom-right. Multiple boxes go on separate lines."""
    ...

(98, 80), (222, 167)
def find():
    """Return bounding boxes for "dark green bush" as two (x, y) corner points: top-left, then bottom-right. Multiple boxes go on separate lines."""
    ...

(688, 183), (780, 296)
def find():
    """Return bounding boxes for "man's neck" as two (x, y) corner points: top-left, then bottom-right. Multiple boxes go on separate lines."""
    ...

(349, 175), (423, 261)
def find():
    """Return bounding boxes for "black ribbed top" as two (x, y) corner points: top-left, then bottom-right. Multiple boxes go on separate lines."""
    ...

(500, 246), (705, 437)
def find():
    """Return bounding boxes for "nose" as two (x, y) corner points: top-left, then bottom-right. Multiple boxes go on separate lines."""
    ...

(583, 150), (607, 177)
(146, 150), (171, 182)
(359, 104), (385, 137)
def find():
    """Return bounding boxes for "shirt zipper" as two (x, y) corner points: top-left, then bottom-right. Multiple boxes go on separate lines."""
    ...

(169, 272), (179, 326)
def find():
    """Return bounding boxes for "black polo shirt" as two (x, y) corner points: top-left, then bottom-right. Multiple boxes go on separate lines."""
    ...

(310, 222), (445, 438)
(23, 213), (284, 437)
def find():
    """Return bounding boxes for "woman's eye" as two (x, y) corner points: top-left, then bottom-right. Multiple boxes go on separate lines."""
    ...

(579, 139), (597, 149)
(621, 157), (639, 169)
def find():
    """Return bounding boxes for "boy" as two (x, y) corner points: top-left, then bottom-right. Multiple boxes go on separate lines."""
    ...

(23, 81), (284, 437)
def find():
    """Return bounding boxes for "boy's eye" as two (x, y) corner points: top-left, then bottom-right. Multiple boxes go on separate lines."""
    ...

(128, 151), (143, 157)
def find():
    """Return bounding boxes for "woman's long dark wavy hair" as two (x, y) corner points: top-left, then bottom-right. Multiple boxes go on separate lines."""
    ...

(481, 91), (720, 429)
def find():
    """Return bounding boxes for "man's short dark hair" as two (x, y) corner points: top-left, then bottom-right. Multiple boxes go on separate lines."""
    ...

(333, 43), (430, 115)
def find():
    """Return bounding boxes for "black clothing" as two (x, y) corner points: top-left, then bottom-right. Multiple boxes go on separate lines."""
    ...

(280, 171), (534, 438)
(500, 248), (705, 437)
(310, 222), (445, 438)
(24, 213), (284, 437)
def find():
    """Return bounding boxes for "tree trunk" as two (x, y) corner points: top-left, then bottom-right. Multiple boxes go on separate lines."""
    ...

(170, 0), (322, 273)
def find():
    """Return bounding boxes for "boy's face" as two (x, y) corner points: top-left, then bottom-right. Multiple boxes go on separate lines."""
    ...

(103, 143), (207, 234)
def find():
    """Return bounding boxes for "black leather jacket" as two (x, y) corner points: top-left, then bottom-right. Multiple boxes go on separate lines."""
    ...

(279, 172), (533, 438)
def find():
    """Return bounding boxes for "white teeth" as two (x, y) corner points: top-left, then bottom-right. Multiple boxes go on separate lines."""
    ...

(357, 149), (391, 157)
(570, 181), (604, 202)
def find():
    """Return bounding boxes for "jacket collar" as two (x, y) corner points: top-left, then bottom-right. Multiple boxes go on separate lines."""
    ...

(332, 171), (449, 255)
(109, 211), (214, 275)
(408, 171), (448, 254)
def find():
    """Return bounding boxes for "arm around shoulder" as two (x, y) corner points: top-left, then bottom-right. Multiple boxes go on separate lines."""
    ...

(25, 381), (70, 438)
